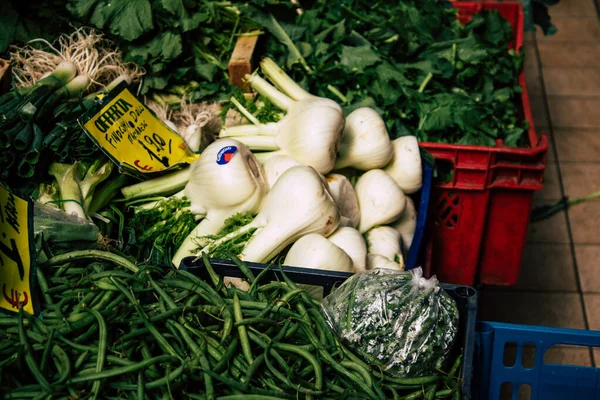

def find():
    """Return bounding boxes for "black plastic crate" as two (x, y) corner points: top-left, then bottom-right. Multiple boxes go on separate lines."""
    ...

(180, 257), (478, 399)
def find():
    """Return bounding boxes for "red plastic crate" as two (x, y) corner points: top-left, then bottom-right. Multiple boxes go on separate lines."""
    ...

(421, 2), (548, 286)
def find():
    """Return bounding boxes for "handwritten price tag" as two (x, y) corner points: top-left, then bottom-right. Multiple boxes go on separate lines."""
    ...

(0, 185), (35, 315)
(81, 82), (198, 177)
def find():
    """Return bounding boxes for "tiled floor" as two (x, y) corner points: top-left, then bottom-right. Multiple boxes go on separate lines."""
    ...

(479, 0), (600, 368)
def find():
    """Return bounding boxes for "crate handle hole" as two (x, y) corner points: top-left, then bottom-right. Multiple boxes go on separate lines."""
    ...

(499, 382), (513, 400)
(503, 342), (517, 367)
(522, 343), (536, 369)
(454, 286), (476, 298)
(544, 344), (595, 366)
(519, 384), (531, 399)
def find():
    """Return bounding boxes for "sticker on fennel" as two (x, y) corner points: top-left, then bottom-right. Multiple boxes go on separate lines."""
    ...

(216, 145), (238, 165)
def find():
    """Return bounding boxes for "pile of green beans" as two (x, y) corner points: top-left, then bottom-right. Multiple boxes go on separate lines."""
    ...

(0, 250), (463, 399)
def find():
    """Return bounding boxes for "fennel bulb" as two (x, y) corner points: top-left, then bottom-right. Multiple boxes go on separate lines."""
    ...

(391, 197), (417, 252)
(220, 58), (344, 174)
(325, 174), (360, 229)
(284, 233), (354, 273)
(355, 169), (407, 233)
(327, 227), (367, 272)
(334, 107), (393, 171)
(366, 226), (404, 265)
(384, 136), (423, 194)
(172, 139), (268, 267)
(48, 162), (87, 221)
(197, 165), (340, 263)
(263, 154), (303, 188)
(367, 254), (404, 271)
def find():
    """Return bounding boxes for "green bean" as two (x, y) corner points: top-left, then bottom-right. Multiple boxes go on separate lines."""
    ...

(212, 337), (239, 374)
(225, 252), (255, 282)
(88, 270), (139, 282)
(140, 340), (161, 380)
(119, 327), (150, 343)
(375, 374), (441, 386)
(340, 360), (373, 389)
(243, 352), (266, 387)
(434, 389), (453, 398)
(216, 396), (288, 400)
(0, 318), (29, 327)
(233, 293), (253, 365)
(45, 250), (139, 273)
(171, 270), (225, 306)
(224, 299), (269, 310)
(398, 389), (425, 400)
(3, 391), (46, 399)
(39, 329), (55, 373)
(201, 253), (228, 296)
(0, 353), (19, 368)
(109, 363), (185, 390)
(69, 355), (177, 383)
(272, 342), (323, 391)
(202, 369), (294, 399)
(425, 385), (437, 400)
(18, 307), (52, 393)
(111, 277), (181, 360)
(44, 284), (69, 294)
(136, 372), (144, 400)
(234, 317), (279, 327)
(148, 275), (178, 310)
(87, 308), (107, 400)
(36, 268), (54, 306)
(74, 322), (99, 344)
(75, 350), (90, 370)
(51, 345), (71, 384)
(221, 306), (233, 343)
(247, 263), (274, 295)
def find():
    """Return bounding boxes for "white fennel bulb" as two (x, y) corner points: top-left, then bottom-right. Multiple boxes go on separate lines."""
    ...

(220, 58), (344, 174)
(355, 169), (407, 233)
(384, 136), (422, 194)
(367, 254), (404, 271)
(284, 233), (354, 273)
(263, 154), (303, 188)
(172, 139), (268, 267)
(366, 226), (403, 263)
(334, 107), (393, 171)
(325, 173), (360, 229)
(327, 227), (367, 272)
(391, 197), (417, 252)
(198, 165), (340, 263)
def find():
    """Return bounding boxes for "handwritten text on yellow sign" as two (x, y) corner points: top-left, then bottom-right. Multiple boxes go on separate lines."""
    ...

(83, 88), (197, 174)
(0, 186), (33, 315)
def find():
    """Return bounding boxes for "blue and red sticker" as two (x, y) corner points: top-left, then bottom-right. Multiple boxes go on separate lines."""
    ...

(216, 145), (238, 165)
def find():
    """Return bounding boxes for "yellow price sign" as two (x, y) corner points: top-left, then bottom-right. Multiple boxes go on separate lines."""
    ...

(82, 83), (198, 176)
(0, 185), (35, 315)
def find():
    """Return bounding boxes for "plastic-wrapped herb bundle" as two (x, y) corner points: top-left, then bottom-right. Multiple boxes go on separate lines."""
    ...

(321, 268), (459, 378)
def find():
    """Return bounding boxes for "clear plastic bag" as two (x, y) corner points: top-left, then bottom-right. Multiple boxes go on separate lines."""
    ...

(34, 202), (100, 244)
(321, 267), (459, 378)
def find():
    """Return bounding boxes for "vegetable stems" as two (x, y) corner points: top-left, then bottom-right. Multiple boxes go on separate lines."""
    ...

(259, 58), (311, 101)
(121, 168), (191, 200)
(531, 189), (600, 222)
(418, 73), (433, 93)
(244, 74), (293, 111)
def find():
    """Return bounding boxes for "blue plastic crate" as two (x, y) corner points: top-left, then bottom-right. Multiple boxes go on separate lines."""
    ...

(405, 159), (434, 270)
(473, 321), (600, 400)
(181, 259), (478, 399)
